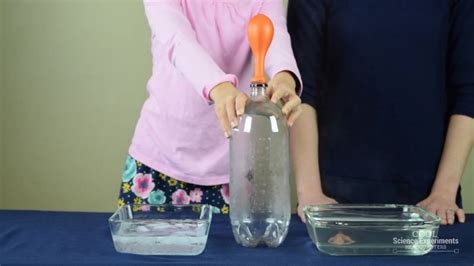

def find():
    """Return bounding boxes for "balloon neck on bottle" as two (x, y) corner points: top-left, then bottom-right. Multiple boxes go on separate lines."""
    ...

(250, 82), (267, 97)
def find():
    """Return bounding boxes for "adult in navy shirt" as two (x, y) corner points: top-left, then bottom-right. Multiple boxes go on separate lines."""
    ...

(288, 0), (474, 225)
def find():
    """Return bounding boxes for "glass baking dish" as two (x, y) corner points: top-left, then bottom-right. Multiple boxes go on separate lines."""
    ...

(109, 204), (212, 255)
(304, 204), (440, 256)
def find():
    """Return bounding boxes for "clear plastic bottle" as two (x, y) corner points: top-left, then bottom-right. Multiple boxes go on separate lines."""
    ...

(229, 14), (291, 248)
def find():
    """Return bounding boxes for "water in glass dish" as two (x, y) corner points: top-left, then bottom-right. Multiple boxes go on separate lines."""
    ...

(312, 224), (437, 256)
(111, 220), (209, 255)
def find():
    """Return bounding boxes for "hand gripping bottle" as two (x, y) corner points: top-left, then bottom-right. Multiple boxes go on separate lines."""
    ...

(229, 14), (291, 248)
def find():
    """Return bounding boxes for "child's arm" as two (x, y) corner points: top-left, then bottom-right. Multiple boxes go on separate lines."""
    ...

(417, 0), (474, 225)
(143, 0), (244, 137)
(258, 0), (303, 125)
(209, 82), (248, 138)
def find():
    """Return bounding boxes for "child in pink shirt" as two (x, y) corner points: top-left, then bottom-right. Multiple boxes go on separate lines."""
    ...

(118, 0), (302, 214)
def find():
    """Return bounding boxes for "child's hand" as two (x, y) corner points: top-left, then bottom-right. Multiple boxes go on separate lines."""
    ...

(210, 82), (248, 138)
(267, 71), (302, 127)
(297, 192), (338, 223)
(417, 192), (465, 225)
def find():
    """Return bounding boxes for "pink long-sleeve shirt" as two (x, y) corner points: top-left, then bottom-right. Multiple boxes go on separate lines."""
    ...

(129, 0), (301, 185)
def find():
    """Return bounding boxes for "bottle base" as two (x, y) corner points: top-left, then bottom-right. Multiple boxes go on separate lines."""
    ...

(231, 217), (289, 248)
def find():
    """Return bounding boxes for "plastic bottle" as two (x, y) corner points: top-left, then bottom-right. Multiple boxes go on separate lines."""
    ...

(229, 14), (291, 248)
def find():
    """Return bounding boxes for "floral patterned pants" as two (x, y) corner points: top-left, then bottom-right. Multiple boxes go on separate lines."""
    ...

(117, 155), (230, 214)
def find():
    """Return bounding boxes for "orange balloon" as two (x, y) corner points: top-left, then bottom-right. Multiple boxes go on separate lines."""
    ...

(247, 14), (274, 84)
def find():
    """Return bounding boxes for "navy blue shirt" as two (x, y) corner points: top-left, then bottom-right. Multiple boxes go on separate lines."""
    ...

(288, 0), (474, 205)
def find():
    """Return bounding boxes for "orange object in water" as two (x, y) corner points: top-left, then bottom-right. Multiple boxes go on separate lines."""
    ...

(247, 14), (274, 84)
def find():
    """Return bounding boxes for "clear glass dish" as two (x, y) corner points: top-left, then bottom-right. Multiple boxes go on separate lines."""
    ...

(109, 204), (212, 255)
(304, 204), (441, 256)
